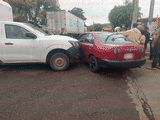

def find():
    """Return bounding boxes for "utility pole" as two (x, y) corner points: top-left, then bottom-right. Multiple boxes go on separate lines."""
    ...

(148, 0), (155, 33)
(131, 0), (139, 28)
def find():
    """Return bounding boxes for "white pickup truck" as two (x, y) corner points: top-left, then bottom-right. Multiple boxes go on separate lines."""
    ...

(0, 21), (81, 71)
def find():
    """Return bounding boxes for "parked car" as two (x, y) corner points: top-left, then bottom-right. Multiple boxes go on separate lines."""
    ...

(77, 32), (146, 72)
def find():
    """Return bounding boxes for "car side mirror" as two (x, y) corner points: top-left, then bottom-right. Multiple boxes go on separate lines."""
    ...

(85, 39), (89, 43)
(26, 33), (37, 39)
(79, 39), (84, 43)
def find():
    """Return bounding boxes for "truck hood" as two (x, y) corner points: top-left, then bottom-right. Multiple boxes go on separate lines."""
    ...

(40, 35), (78, 42)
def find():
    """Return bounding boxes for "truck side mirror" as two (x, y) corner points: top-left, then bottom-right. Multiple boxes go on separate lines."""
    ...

(26, 33), (37, 39)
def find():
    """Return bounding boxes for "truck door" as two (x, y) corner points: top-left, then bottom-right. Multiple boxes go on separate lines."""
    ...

(2, 24), (40, 63)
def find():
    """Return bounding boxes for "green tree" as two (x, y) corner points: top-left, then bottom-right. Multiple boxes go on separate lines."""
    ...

(4, 0), (59, 25)
(108, 0), (142, 30)
(88, 24), (103, 31)
(68, 7), (87, 20)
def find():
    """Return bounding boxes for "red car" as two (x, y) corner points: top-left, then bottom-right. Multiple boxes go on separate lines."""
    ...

(77, 32), (146, 72)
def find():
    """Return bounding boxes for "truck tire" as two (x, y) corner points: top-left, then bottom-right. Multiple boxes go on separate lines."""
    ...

(50, 53), (69, 71)
(89, 55), (100, 73)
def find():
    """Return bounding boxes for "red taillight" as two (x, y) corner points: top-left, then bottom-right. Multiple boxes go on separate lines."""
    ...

(114, 49), (121, 54)
(139, 48), (144, 53)
(114, 49), (117, 54)
(118, 49), (121, 53)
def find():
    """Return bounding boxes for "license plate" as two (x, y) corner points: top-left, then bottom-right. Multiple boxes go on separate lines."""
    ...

(124, 53), (133, 59)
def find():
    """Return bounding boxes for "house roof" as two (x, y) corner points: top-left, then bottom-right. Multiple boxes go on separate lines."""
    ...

(101, 23), (111, 28)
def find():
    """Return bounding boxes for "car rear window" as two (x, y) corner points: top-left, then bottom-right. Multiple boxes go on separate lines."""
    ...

(98, 33), (133, 44)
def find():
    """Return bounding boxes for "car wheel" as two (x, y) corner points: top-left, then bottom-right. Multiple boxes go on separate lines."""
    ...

(89, 55), (100, 72)
(50, 53), (69, 71)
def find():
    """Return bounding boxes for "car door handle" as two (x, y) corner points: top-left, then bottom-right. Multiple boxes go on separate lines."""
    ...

(5, 43), (13, 45)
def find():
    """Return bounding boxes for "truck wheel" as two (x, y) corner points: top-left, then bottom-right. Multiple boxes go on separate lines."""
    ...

(50, 53), (69, 71)
(89, 55), (100, 72)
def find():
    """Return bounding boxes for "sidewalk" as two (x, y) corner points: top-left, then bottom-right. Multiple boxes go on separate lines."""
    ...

(136, 44), (160, 120)
(145, 44), (150, 56)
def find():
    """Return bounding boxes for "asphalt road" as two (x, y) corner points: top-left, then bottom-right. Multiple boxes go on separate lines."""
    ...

(0, 63), (141, 120)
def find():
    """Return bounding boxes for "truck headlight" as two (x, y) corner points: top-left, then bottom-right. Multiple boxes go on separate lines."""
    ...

(69, 41), (80, 48)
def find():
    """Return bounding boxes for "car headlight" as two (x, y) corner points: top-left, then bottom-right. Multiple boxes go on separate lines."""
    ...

(69, 41), (80, 48)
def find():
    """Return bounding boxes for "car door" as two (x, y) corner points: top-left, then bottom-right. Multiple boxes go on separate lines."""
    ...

(2, 24), (40, 63)
(83, 33), (94, 57)
(77, 33), (87, 62)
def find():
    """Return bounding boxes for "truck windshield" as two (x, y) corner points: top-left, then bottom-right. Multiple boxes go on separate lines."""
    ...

(24, 23), (47, 36)
(34, 29), (47, 36)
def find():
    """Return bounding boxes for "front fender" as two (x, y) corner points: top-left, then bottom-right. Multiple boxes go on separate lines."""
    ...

(41, 43), (72, 62)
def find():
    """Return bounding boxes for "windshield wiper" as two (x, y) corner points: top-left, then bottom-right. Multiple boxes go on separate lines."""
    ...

(105, 34), (117, 43)
(114, 37), (125, 40)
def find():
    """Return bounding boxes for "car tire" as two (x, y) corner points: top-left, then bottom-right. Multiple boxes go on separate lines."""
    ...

(89, 55), (100, 72)
(50, 53), (69, 71)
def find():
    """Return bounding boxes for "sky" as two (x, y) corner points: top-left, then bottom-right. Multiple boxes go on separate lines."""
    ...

(59, 0), (160, 26)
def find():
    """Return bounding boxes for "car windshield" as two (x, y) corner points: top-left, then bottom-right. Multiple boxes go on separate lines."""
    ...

(98, 33), (133, 44)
